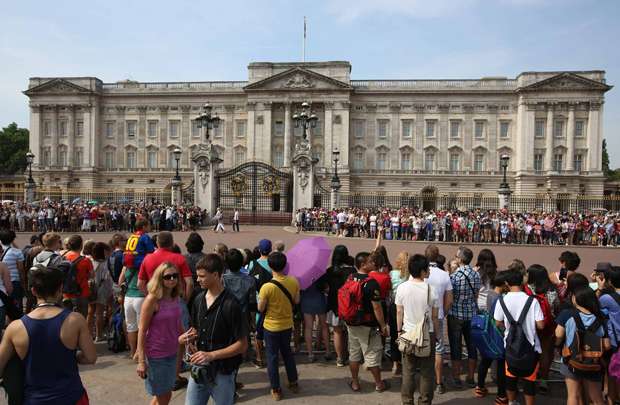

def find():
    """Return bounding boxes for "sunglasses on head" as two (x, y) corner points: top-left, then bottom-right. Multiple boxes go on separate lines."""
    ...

(163, 273), (179, 281)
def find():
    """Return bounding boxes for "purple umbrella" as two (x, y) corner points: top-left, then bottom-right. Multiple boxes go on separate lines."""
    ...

(285, 237), (332, 290)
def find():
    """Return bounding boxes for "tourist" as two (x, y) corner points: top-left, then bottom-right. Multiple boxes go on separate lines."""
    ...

(325, 245), (355, 367)
(248, 239), (273, 369)
(344, 252), (389, 393)
(223, 249), (256, 317)
(525, 264), (560, 394)
(257, 252), (300, 401)
(233, 209), (240, 232)
(425, 244), (453, 394)
(87, 242), (114, 342)
(555, 286), (609, 405)
(0, 230), (25, 316)
(213, 208), (225, 233)
(300, 272), (330, 363)
(0, 247), (13, 331)
(447, 246), (480, 389)
(62, 235), (93, 317)
(273, 240), (285, 253)
(108, 233), (126, 283)
(598, 267), (620, 404)
(181, 253), (249, 405)
(388, 251), (409, 376)
(136, 262), (184, 405)
(184, 232), (206, 285)
(396, 254), (439, 405)
(0, 263), (97, 404)
(494, 269), (545, 405)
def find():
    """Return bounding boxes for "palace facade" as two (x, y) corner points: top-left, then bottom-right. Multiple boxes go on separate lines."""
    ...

(24, 61), (612, 198)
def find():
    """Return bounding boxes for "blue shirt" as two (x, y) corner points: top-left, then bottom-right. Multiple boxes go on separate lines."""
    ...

(1, 244), (25, 282)
(564, 311), (606, 349)
(134, 233), (155, 270)
(448, 265), (481, 321)
(600, 292), (620, 347)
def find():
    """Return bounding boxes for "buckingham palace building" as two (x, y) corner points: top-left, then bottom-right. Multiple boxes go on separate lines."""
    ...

(24, 61), (612, 201)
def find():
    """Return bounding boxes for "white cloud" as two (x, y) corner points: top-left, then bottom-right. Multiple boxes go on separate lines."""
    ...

(325, 0), (555, 21)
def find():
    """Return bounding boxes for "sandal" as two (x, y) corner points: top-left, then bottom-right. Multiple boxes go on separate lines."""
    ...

(494, 395), (508, 405)
(474, 387), (488, 398)
(348, 380), (361, 392)
(375, 380), (390, 393)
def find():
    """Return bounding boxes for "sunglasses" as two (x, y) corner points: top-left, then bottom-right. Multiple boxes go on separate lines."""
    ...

(163, 273), (179, 281)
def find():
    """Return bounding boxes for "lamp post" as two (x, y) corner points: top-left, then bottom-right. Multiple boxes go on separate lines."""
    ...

(330, 148), (341, 209)
(171, 147), (182, 206)
(195, 103), (221, 143)
(498, 154), (512, 209)
(173, 147), (182, 181)
(24, 151), (36, 203)
(292, 102), (318, 142)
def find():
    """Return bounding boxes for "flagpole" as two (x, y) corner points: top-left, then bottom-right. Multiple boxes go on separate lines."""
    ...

(303, 16), (306, 63)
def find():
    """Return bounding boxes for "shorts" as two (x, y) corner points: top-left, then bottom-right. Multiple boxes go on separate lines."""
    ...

(505, 360), (539, 382)
(559, 362), (602, 382)
(145, 355), (177, 396)
(347, 324), (383, 368)
(326, 311), (344, 328)
(435, 319), (446, 355)
(447, 315), (477, 361)
(124, 296), (145, 333)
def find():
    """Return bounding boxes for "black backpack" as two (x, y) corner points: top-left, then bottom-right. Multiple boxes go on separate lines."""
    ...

(249, 260), (272, 292)
(59, 253), (85, 296)
(107, 307), (127, 353)
(499, 295), (539, 377)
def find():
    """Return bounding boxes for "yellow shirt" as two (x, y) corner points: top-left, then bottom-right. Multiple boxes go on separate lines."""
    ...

(259, 274), (300, 332)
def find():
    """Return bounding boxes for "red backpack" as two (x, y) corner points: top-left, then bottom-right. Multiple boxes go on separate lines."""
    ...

(369, 271), (391, 300)
(524, 285), (555, 336)
(338, 275), (374, 325)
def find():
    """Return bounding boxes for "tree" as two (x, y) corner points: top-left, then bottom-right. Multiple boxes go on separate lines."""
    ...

(602, 138), (611, 175)
(0, 123), (29, 175)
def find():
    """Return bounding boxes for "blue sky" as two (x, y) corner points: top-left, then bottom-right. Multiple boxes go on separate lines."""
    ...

(2, 0), (619, 166)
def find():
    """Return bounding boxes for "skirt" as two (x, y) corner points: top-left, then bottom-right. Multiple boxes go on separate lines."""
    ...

(145, 355), (177, 396)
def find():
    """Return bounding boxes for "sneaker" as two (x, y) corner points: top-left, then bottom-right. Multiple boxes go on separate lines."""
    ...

(173, 376), (188, 391)
(436, 383), (446, 394)
(253, 359), (265, 369)
(288, 381), (300, 394)
(271, 389), (282, 401)
(336, 358), (346, 367)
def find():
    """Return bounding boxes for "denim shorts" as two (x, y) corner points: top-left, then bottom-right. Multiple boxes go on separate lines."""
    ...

(145, 355), (177, 396)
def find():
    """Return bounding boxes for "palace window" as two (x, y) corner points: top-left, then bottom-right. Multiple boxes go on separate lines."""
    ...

(377, 119), (389, 139)
(105, 121), (114, 138)
(273, 148), (284, 167)
(76, 121), (83, 137)
(169, 120), (180, 138)
(474, 121), (485, 138)
(575, 120), (585, 137)
(58, 147), (67, 166)
(534, 153), (544, 173)
(376, 150), (387, 170)
(424, 152), (435, 171)
(401, 120), (412, 138)
(574, 154), (583, 172)
(126, 150), (136, 168)
(553, 153), (564, 172)
(353, 119), (365, 138)
(353, 151), (364, 170)
(274, 120), (284, 137)
(236, 120), (246, 138)
(104, 151), (115, 169)
(450, 120), (460, 139)
(126, 121), (137, 138)
(554, 120), (564, 138)
(535, 119), (545, 138)
(234, 148), (246, 165)
(474, 154), (484, 172)
(401, 151), (411, 170)
(44, 120), (51, 137)
(425, 120), (436, 138)
(59, 121), (67, 137)
(449, 153), (460, 172)
(147, 150), (158, 169)
(74, 149), (83, 167)
(500, 121), (510, 138)
(148, 121), (158, 138)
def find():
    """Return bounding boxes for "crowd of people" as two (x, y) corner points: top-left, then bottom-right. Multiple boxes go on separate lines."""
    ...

(295, 207), (620, 246)
(0, 223), (619, 405)
(0, 200), (210, 233)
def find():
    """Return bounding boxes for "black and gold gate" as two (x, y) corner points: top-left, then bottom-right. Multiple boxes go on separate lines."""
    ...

(215, 162), (293, 225)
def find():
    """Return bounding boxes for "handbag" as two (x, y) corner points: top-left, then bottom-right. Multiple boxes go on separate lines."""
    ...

(396, 284), (432, 357)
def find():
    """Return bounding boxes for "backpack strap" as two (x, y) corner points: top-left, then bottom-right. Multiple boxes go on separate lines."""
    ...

(268, 279), (295, 308)
(605, 291), (620, 308)
(517, 296), (535, 325)
(0, 247), (9, 262)
(572, 312), (586, 332)
(498, 295), (516, 325)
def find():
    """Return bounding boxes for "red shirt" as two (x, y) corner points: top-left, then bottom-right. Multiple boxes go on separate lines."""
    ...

(63, 251), (93, 299)
(138, 248), (192, 282)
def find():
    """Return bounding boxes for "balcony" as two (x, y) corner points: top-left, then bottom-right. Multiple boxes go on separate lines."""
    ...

(100, 81), (247, 91)
(351, 79), (517, 91)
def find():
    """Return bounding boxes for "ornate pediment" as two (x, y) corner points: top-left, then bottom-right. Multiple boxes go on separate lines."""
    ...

(518, 73), (612, 93)
(244, 67), (352, 91)
(24, 79), (94, 96)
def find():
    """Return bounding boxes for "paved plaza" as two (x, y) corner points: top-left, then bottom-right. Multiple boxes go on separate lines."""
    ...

(10, 225), (617, 403)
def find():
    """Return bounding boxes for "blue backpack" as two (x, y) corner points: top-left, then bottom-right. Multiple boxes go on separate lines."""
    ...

(471, 311), (505, 360)
(107, 308), (127, 353)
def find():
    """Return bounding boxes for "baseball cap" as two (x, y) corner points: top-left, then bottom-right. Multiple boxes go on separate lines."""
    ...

(258, 239), (272, 255)
(594, 262), (613, 275)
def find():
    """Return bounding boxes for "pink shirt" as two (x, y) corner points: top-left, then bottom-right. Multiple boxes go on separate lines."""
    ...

(145, 297), (181, 358)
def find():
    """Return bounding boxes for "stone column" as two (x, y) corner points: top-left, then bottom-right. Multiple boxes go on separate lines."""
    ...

(284, 102), (292, 167)
(170, 178), (182, 206)
(587, 101), (602, 172)
(137, 106), (147, 168)
(192, 144), (220, 215)
(247, 102), (256, 160)
(292, 141), (314, 211)
(67, 105), (75, 167)
(181, 105), (192, 167)
(545, 104), (554, 171)
(261, 102), (272, 163)
(413, 104), (424, 170)
(24, 181), (36, 204)
(566, 104), (576, 171)
(487, 105), (499, 171)
(338, 101), (350, 168)
(159, 106), (169, 167)
(83, 103), (94, 168)
(29, 104), (42, 167)
(51, 105), (58, 167)
(324, 103), (334, 168)
(116, 106), (126, 167)
(390, 104), (400, 169)
(439, 105), (451, 170)
(498, 187), (512, 209)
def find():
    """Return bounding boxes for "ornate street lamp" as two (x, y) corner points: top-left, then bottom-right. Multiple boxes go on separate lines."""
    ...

(292, 102), (318, 141)
(173, 147), (182, 181)
(331, 148), (341, 191)
(26, 151), (35, 184)
(499, 154), (510, 189)
(195, 103), (221, 142)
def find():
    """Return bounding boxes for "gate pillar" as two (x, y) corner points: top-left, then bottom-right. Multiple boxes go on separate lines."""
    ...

(191, 143), (221, 217)
(292, 141), (316, 212)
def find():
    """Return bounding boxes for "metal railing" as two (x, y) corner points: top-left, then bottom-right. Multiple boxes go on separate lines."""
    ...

(351, 79), (518, 90)
(100, 81), (248, 90)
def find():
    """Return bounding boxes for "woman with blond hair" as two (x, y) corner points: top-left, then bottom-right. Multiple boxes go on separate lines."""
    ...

(136, 262), (183, 405)
(388, 251), (409, 375)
